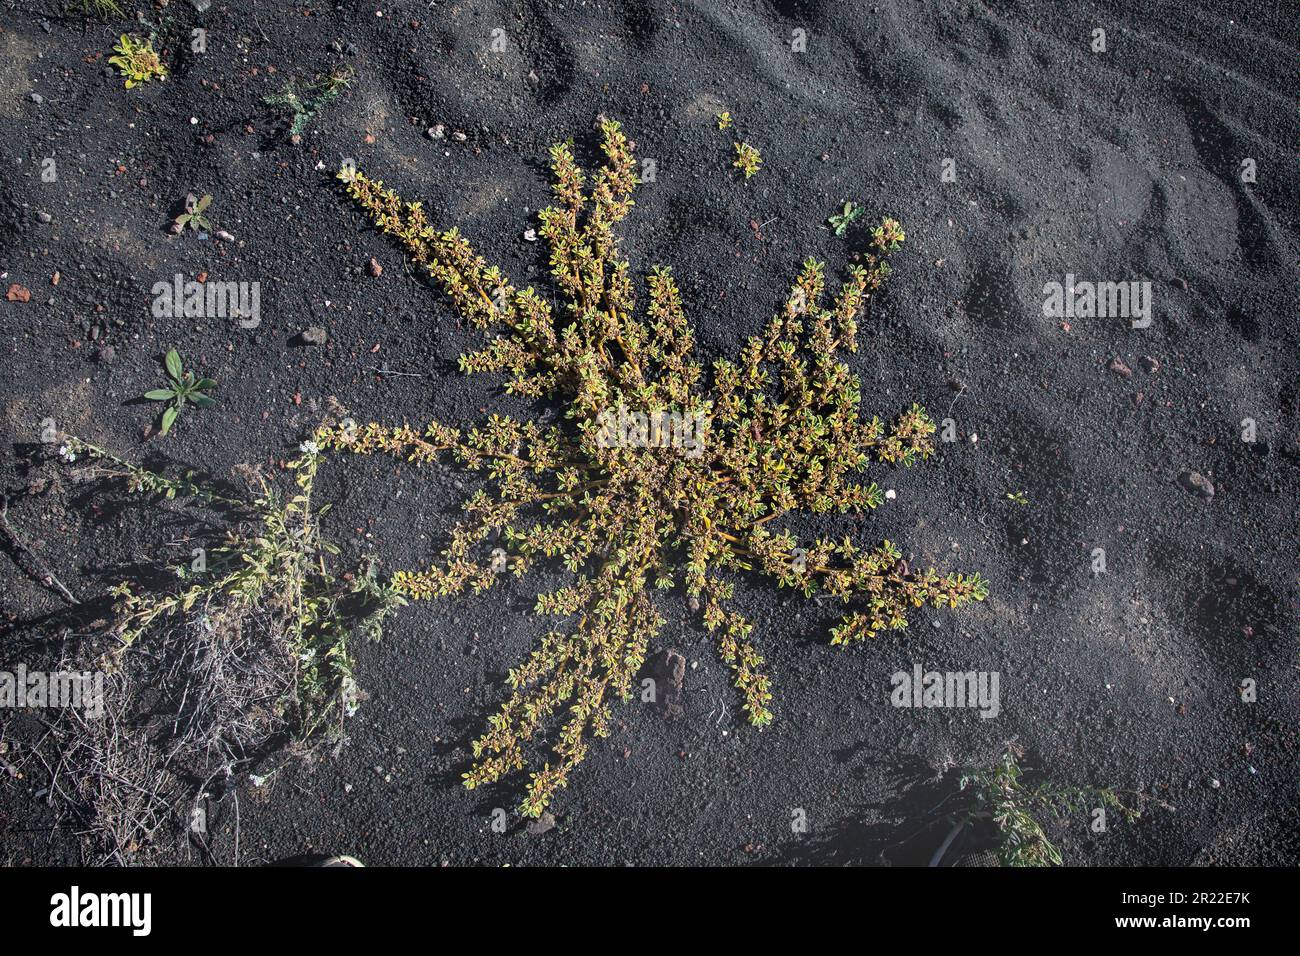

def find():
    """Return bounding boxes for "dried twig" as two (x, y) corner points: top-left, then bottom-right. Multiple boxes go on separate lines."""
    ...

(0, 493), (79, 605)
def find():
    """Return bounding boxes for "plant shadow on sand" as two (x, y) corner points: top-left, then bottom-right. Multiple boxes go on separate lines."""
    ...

(766, 743), (1136, 867)
(765, 750), (967, 866)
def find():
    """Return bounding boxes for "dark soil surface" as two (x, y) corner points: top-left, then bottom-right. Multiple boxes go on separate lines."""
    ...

(1, 0), (1296, 866)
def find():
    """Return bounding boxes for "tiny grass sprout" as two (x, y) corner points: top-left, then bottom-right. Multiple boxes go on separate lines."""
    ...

(172, 193), (213, 234)
(264, 68), (355, 140)
(74, 0), (124, 17)
(958, 743), (1139, 866)
(108, 34), (167, 88)
(733, 140), (762, 179)
(327, 119), (986, 816)
(828, 200), (864, 237)
(143, 349), (216, 435)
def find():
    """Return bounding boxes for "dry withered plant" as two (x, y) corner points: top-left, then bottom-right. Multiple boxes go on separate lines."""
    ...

(323, 118), (988, 816)
(5, 437), (402, 862)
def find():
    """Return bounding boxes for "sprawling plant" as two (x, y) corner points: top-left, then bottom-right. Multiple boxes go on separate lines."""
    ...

(322, 120), (987, 816)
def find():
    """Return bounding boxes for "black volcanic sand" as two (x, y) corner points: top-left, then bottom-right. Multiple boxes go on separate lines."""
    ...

(1, 0), (1296, 866)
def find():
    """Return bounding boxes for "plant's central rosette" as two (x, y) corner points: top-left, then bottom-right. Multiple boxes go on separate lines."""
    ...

(319, 120), (988, 816)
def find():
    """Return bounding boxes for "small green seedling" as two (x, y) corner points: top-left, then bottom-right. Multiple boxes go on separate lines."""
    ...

(264, 68), (355, 140)
(1007, 491), (1029, 506)
(828, 200), (864, 236)
(716, 111), (732, 130)
(143, 350), (216, 435)
(732, 141), (762, 179)
(172, 193), (213, 234)
(872, 218), (906, 251)
(108, 34), (167, 88)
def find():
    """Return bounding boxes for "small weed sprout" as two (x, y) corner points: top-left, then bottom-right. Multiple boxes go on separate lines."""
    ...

(172, 193), (213, 234)
(73, 0), (124, 17)
(325, 119), (987, 817)
(872, 218), (906, 250)
(1007, 491), (1029, 506)
(263, 68), (355, 141)
(733, 140), (763, 179)
(828, 200), (864, 236)
(108, 34), (167, 88)
(716, 111), (733, 130)
(142, 349), (216, 435)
